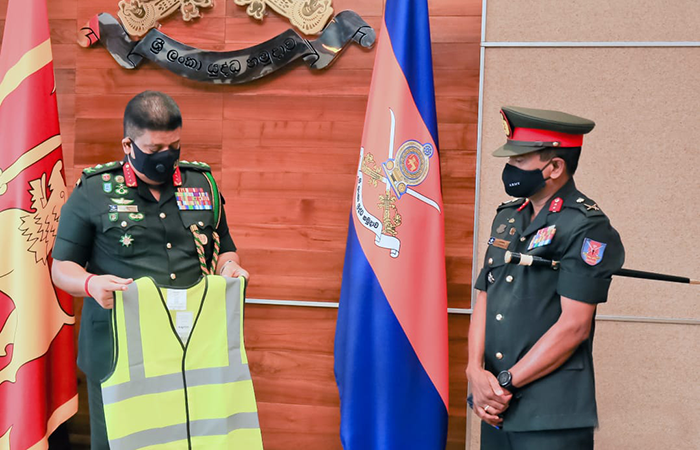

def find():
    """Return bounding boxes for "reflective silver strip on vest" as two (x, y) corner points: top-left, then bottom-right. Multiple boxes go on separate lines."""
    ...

(109, 412), (260, 450)
(104, 277), (256, 446)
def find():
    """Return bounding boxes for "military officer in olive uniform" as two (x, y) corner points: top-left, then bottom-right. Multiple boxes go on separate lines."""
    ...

(466, 106), (625, 449)
(51, 91), (248, 449)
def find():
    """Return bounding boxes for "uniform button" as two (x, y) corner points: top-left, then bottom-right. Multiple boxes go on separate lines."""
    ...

(166, 243), (172, 249)
(198, 221), (204, 227)
(488, 258), (494, 265)
(520, 236), (526, 242)
(170, 273), (177, 280)
(121, 221), (127, 228)
(496, 314), (503, 321)
(159, 212), (166, 219)
(506, 275), (514, 283)
(496, 352), (503, 360)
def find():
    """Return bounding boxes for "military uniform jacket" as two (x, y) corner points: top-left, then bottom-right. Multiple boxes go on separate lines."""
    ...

(474, 179), (624, 432)
(53, 159), (236, 380)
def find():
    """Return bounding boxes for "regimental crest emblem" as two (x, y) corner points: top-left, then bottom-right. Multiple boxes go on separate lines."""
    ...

(235, 0), (334, 35)
(581, 238), (607, 266)
(354, 109), (440, 258)
(117, 0), (214, 37)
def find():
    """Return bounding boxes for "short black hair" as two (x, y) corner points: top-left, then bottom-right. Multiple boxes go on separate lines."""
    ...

(538, 147), (582, 176)
(123, 91), (182, 139)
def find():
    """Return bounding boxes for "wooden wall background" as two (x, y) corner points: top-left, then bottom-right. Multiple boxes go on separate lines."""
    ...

(0, 0), (480, 448)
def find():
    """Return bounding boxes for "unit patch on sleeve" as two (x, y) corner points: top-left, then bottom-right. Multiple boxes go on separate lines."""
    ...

(528, 225), (556, 250)
(176, 188), (212, 210)
(581, 238), (607, 266)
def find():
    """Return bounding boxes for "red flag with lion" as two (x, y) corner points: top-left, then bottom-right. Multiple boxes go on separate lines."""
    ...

(0, 0), (78, 448)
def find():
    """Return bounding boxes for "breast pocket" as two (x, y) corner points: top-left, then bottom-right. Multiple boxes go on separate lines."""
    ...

(101, 213), (149, 257)
(178, 211), (216, 258)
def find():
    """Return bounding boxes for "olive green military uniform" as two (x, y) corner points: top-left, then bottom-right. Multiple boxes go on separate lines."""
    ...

(475, 180), (624, 429)
(53, 159), (236, 449)
(475, 106), (625, 449)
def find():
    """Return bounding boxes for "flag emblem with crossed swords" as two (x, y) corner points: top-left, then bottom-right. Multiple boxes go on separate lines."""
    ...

(355, 108), (440, 258)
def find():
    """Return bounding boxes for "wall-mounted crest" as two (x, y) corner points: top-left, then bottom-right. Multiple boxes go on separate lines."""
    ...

(235, 0), (334, 35)
(77, 2), (375, 84)
(117, 0), (214, 37)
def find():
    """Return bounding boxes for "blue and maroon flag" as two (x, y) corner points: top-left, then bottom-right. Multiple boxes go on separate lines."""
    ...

(334, 0), (448, 448)
(0, 0), (78, 448)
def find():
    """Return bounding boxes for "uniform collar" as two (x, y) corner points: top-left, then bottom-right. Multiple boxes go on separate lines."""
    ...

(521, 178), (577, 236)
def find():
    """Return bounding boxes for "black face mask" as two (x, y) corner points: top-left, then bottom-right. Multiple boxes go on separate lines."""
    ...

(501, 160), (553, 198)
(128, 140), (180, 183)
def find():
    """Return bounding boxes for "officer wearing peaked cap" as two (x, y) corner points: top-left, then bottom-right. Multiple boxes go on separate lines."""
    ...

(466, 106), (625, 449)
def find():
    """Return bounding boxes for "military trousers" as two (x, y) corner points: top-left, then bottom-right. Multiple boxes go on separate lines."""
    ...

(481, 422), (594, 450)
(86, 377), (110, 450)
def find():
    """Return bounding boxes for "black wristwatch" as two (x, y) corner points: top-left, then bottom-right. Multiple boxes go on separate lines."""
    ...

(497, 370), (517, 393)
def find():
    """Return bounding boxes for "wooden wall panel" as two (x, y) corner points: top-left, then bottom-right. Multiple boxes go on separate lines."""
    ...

(2, 0), (480, 447)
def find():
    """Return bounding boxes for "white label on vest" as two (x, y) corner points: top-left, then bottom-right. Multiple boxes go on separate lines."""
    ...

(166, 289), (187, 311)
(176, 311), (194, 341)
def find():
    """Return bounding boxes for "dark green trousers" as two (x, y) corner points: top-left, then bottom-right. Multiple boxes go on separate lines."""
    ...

(481, 422), (594, 450)
(86, 378), (110, 450)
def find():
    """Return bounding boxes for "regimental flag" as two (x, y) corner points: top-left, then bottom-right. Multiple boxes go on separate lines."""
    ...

(0, 0), (78, 448)
(334, 0), (448, 448)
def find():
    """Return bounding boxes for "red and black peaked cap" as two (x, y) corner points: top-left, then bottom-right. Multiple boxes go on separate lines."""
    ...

(493, 106), (596, 157)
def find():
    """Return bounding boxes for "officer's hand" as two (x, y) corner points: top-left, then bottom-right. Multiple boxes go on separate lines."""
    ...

(220, 260), (250, 281)
(467, 367), (512, 426)
(88, 275), (133, 309)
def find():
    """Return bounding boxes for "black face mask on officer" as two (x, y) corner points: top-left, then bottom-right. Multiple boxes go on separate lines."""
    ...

(501, 159), (554, 198)
(128, 139), (180, 183)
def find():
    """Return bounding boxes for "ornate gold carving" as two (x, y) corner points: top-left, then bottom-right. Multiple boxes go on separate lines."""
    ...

(377, 193), (402, 237)
(117, 0), (214, 37)
(234, 0), (334, 35)
(361, 152), (381, 188)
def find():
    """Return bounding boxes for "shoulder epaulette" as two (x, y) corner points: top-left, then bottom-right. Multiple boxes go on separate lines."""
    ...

(179, 160), (211, 172)
(565, 195), (605, 217)
(497, 198), (526, 211)
(82, 161), (123, 177)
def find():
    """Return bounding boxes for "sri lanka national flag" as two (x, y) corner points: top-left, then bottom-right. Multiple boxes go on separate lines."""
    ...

(0, 0), (78, 448)
(334, 0), (448, 448)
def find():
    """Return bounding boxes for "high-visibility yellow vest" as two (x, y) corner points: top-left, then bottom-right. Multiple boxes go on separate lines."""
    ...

(101, 275), (263, 449)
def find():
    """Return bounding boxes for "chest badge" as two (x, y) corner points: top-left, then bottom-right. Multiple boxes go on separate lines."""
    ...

(176, 188), (212, 210)
(120, 234), (134, 247)
(528, 225), (556, 250)
(103, 182), (112, 193)
(581, 238), (606, 266)
(496, 224), (507, 234)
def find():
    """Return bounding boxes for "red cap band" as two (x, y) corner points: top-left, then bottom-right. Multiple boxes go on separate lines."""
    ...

(511, 127), (584, 147)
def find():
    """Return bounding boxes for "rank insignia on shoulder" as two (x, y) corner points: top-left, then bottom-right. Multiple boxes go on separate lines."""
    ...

(528, 225), (556, 250)
(176, 188), (212, 210)
(581, 238), (606, 266)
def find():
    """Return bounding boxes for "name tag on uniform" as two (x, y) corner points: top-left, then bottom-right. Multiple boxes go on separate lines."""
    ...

(108, 204), (139, 213)
(176, 188), (212, 210)
(528, 225), (556, 250)
(488, 237), (510, 250)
